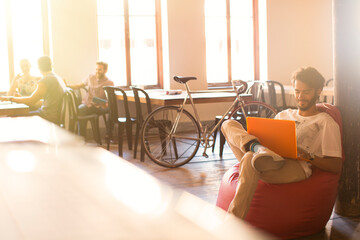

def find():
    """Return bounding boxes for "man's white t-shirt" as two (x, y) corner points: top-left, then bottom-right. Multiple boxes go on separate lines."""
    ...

(275, 109), (342, 177)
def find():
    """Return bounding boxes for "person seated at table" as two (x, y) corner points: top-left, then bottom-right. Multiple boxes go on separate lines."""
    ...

(221, 66), (342, 219)
(7, 59), (41, 97)
(0, 56), (66, 124)
(66, 61), (114, 136)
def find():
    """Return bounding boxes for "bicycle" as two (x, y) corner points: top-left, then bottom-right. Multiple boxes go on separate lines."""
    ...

(141, 76), (277, 168)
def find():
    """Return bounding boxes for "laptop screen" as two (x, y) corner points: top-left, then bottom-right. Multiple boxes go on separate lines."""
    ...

(246, 117), (297, 159)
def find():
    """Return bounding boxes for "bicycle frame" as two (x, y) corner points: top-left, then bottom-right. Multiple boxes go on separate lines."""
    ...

(169, 82), (247, 158)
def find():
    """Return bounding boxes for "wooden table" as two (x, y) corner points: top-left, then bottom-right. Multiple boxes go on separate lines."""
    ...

(0, 101), (29, 116)
(0, 117), (271, 239)
(117, 90), (252, 106)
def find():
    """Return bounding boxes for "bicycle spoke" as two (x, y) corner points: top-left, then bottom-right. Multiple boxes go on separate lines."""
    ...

(158, 140), (199, 164)
(142, 106), (200, 168)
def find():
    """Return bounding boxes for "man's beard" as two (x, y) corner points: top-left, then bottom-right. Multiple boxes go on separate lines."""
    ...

(297, 95), (318, 111)
(96, 73), (104, 79)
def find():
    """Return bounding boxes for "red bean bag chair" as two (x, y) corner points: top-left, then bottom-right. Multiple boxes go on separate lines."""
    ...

(216, 103), (344, 239)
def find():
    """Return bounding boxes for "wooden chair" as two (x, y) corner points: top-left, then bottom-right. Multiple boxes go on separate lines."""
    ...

(246, 80), (265, 102)
(58, 93), (68, 129)
(65, 88), (102, 145)
(131, 87), (153, 161)
(265, 80), (291, 112)
(103, 86), (136, 157)
(73, 87), (108, 139)
(323, 78), (334, 104)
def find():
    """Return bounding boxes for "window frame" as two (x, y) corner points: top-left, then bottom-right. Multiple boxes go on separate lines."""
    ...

(97, 0), (163, 89)
(207, 0), (259, 88)
(2, 0), (50, 91)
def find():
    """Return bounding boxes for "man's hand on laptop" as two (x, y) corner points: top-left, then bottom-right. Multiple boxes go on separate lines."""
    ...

(297, 148), (314, 162)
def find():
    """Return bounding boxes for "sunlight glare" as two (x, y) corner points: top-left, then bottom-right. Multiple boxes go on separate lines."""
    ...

(6, 150), (36, 172)
(0, 0), (10, 90)
(100, 154), (170, 216)
(11, 0), (43, 76)
(97, 0), (124, 16)
(176, 191), (223, 232)
(128, 0), (155, 15)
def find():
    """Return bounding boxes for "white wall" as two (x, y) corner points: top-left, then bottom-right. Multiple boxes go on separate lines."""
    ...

(267, 0), (333, 85)
(167, 0), (207, 90)
(50, 0), (98, 84)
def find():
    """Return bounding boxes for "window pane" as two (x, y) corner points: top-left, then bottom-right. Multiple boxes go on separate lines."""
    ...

(230, 0), (254, 80)
(97, 0), (161, 87)
(97, 0), (124, 16)
(11, 0), (43, 76)
(0, 0), (9, 91)
(205, 0), (228, 83)
(129, 16), (157, 86)
(205, 0), (226, 17)
(98, 16), (127, 86)
(230, 0), (252, 17)
(128, 0), (155, 16)
(230, 20), (254, 80)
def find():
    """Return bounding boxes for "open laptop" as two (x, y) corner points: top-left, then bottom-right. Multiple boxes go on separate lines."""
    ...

(246, 117), (308, 161)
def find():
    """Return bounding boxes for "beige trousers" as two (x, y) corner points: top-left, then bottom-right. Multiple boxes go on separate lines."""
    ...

(221, 120), (307, 219)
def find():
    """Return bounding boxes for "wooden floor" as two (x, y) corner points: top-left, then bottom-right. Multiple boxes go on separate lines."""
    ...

(87, 137), (360, 240)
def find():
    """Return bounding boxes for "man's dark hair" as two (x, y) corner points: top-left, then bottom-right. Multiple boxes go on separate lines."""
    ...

(96, 61), (108, 71)
(291, 67), (325, 89)
(37, 56), (52, 72)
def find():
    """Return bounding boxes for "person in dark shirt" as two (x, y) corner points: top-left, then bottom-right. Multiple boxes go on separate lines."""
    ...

(0, 56), (66, 124)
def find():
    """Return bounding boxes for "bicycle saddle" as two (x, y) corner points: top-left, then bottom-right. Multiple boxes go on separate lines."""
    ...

(173, 76), (197, 84)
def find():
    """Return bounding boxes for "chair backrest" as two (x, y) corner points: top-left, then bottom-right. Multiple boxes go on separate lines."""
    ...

(326, 78), (333, 87)
(265, 80), (288, 111)
(246, 81), (265, 102)
(72, 86), (89, 105)
(323, 78), (334, 104)
(103, 86), (131, 122)
(64, 88), (80, 120)
(131, 87), (152, 124)
(58, 93), (67, 128)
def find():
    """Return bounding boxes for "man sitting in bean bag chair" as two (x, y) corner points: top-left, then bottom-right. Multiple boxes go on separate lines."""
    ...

(218, 67), (343, 239)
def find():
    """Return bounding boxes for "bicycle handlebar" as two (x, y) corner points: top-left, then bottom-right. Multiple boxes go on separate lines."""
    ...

(231, 80), (248, 94)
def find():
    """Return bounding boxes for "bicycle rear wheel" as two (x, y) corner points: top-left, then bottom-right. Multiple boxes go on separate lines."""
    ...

(142, 106), (201, 168)
(229, 102), (277, 129)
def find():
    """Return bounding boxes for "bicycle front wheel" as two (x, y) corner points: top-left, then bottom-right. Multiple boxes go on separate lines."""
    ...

(141, 106), (201, 168)
(229, 101), (277, 129)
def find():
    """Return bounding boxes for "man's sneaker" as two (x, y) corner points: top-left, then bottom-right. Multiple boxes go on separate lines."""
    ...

(251, 146), (285, 172)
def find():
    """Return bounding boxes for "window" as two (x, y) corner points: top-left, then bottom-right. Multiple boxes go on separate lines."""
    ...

(205, 0), (259, 85)
(0, 1), (10, 90)
(0, 0), (50, 92)
(97, 0), (163, 88)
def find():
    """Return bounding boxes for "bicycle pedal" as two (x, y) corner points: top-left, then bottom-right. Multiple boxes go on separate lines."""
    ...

(202, 153), (209, 158)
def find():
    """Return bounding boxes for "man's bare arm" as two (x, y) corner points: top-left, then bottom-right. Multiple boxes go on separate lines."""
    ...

(298, 148), (342, 174)
(310, 156), (342, 174)
(0, 82), (46, 106)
